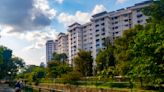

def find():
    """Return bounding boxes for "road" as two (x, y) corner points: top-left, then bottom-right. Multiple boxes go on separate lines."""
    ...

(0, 84), (14, 92)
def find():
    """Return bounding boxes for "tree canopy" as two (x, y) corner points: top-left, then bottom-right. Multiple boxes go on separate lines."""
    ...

(74, 50), (93, 76)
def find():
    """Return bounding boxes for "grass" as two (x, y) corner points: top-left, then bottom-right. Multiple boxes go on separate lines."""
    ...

(38, 79), (164, 92)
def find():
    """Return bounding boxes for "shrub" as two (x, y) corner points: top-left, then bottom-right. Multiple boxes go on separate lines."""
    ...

(61, 71), (82, 85)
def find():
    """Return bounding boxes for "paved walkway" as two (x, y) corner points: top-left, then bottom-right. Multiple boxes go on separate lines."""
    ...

(0, 84), (14, 92)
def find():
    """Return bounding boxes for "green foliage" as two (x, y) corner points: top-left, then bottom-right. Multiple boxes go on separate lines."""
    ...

(61, 71), (82, 84)
(128, 23), (164, 85)
(114, 25), (144, 75)
(74, 50), (93, 76)
(143, 0), (164, 23)
(47, 61), (72, 78)
(96, 44), (115, 73)
(0, 46), (25, 79)
(17, 65), (47, 84)
(52, 52), (67, 62)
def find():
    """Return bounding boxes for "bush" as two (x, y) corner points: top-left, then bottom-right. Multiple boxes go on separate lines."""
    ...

(61, 71), (82, 85)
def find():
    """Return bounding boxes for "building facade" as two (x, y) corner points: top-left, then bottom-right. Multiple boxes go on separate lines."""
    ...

(45, 1), (151, 65)
(67, 1), (150, 65)
(57, 32), (69, 56)
(68, 23), (83, 65)
(46, 40), (57, 63)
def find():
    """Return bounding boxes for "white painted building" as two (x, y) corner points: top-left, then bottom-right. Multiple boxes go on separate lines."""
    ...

(68, 23), (83, 65)
(57, 32), (69, 56)
(46, 40), (57, 63)
(67, 1), (151, 65)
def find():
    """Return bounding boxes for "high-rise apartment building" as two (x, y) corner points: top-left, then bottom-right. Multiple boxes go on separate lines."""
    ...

(57, 32), (69, 56)
(67, 1), (151, 65)
(46, 40), (57, 63)
(68, 23), (83, 65)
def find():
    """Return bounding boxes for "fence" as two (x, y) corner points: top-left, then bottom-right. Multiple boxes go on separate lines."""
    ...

(23, 85), (64, 92)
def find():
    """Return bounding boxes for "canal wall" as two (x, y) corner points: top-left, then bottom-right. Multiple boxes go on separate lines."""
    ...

(38, 83), (128, 92)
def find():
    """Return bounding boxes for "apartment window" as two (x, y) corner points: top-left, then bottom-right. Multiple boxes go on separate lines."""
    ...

(96, 34), (99, 37)
(102, 38), (105, 41)
(90, 47), (92, 49)
(115, 26), (118, 29)
(96, 30), (99, 32)
(115, 32), (119, 34)
(114, 16), (118, 19)
(84, 26), (87, 29)
(101, 18), (104, 21)
(125, 24), (129, 27)
(137, 20), (143, 23)
(90, 37), (92, 39)
(83, 35), (87, 37)
(84, 39), (87, 41)
(96, 44), (100, 47)
(95, 24), (99, 27)
(96, 39), (100, 42)
(115, 21), (118, 24)
(124, 19), (128, 22)
(101, 23), (105, 26)
(137, 14), (143, 18)
(101, 33), (105, 35)
(102, 28), (105, 32)
(123, 14), (128, 17)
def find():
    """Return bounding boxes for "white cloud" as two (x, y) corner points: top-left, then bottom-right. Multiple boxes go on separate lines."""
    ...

(0, 26), (58, 51)
(57, 4), (106, 27)
(116, 0), (128, 4)
(55, 0), (64, 4)
(92, 4), (106, 15)
(58, 11), (90, 26)
(34, 0), (57, 19)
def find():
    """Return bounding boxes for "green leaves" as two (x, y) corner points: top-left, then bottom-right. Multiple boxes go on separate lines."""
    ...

(74, 50), (93, 76)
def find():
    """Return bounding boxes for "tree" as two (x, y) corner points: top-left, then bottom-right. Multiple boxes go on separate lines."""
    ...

(0, 46), (25, 80)
(128, 23), (164, 86)
(74, 50), (93, 76)
(114, 25), (144, 75)
(143, 0), (164, 23)
(96, 44), (115, 74)
(47, 61), (72, 78)
(96, 37), (116, 79)
(126, 0), (164, 86)
(52, 53), (68, 63)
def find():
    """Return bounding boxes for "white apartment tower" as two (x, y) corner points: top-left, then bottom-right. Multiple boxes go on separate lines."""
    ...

(82, 22), (93, 52)
(67, 1), (151, 65)
(68, 23), (83, 65)
(91, 11), (111, 63)
(46, 40), (57, 63)
(57, 32), (69, 56)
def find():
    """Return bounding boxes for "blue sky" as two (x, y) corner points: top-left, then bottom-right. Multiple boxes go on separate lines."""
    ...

(0, 0), (147, 65)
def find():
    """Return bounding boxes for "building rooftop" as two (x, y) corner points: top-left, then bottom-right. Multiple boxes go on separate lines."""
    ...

(92, 11), (108, 18)
(68, 22), (81, 27)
